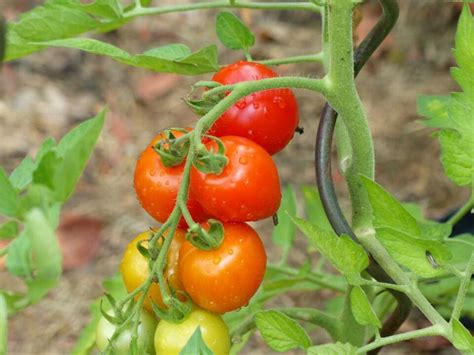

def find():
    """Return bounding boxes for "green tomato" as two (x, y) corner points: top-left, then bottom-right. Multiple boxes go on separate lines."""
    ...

(154, 308), (231, 355)
(96, 310), (157, 355)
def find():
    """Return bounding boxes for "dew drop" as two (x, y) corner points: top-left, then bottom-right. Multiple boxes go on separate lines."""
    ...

(165, 180), (170, 186)
(263, 105), (268, 114)
(236, 100), (247, 109)
(247, 129), (253, 135)
(159, 171), (165, 177)
(213, 256), (221, 265)
(273, 96), (287, 108)
(227, 249), (234, 255)
(239, 156), (248, 165)
(149, 169), (156, 177)
(253, 102), (259, 110)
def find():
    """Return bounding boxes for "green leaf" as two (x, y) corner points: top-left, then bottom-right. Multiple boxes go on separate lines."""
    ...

(403, 203), (452, 241)
(0, 221), (18, 240)
(272, 186), (297, 263)
(307, 342), (357, 355)
(350, 286), (381, 328)
(445, 234), (474, 269)
(39, 39), (219, 75)
(179, 327), (213, 355)
(361, 176), (420, 236)
(255, 310), (311, 352)
(417, 96), (452, 129)
(438, 127), (473, 186)
(76, 0), (123, 19)
(70, 299), (101, 355)
(9, 138), (56, 191)
(6, 209), (62, 312)
(291, 217), (369, 284)
(44, 111), (105, 202)
(301, 186), (332, 231)
(418, 8), (474, 187)
(216, 12), (255, 51)
(6, 2), (99, 61)
(0, 168), (19, 217)
(376, 227), (452, 278)
(0, 295), (6, 355)
(452, 318), (474, 352)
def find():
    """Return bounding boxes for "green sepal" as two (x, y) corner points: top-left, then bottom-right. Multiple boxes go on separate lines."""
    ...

(153, 129), (190, 168)
(193, 137), (228, 175)
(151, 290), (192, 324)
(185, 219), (224, 251)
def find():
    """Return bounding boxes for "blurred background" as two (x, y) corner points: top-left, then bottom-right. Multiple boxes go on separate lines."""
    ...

(0, 0), (471, 353)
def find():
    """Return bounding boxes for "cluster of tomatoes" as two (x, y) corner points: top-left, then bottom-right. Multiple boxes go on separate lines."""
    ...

(96, 61), (299, 354)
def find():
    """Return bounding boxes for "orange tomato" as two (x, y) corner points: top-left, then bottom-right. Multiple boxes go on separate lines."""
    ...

(179, 222), (267, 313)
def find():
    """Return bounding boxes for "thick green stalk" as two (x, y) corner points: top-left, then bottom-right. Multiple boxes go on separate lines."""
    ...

(325, 0), (375, 231)
(357, 325), (445, 354)
(125, 1), (320, 18)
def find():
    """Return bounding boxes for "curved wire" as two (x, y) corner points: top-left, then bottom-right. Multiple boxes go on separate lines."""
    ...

(315, 1), (412, 353)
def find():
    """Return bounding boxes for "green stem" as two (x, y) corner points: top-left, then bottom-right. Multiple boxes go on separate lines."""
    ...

(451, 252), (474, 321)
(325, 0), (374, 231)
(267, 264), (346, 292)
(230, 307), (339, 340)
(124, 1), (320, 18)
(203, 76), (327, 101)
(257, 53), (323, 66)
(357, 325), (445, 354)
(360, 279), (410, 293)
(447, 195), (473, 227)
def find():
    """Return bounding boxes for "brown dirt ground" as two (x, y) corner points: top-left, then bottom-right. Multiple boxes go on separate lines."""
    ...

(0, 0), (470, 354)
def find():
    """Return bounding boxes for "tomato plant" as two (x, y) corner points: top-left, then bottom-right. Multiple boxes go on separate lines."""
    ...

(179, 222), (266, 313)
(1, 1), (473, 355)
(208, 61), (299, 155)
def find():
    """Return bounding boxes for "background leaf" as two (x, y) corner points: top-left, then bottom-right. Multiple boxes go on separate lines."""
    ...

(307, 342), (357, 355)
(301, 186), (332, 231)
(216, 12), (255, 51)
(179, 327), (213, 355)
(255, 310), (311, 352)
(0, 169), (19, 217)
(350, 286), (381, 328)
(291, 217), (368, 284)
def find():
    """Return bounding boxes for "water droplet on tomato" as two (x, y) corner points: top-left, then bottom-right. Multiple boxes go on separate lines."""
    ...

(149, 169), (156, 177)
(213, 256), (221, 265)
(263, 105), (268, 114)
(227, 249), (234, 255)
(239, 156), (248, 165)
(253, 102), (259, 109)
(273, 96), (286, 108)
(236, 100), (246, 109)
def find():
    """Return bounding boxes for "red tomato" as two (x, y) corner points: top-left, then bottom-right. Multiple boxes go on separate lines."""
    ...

(190, 136), (281, 222)
(208, 61), (299, 155)
(179, 222), (267, 313)
(134, 130), (209, 227)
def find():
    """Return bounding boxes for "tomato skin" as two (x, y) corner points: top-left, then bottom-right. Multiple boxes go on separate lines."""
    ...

(96, 310), (157, 355)
(190, 136), (281, 222)
(120, 229), (185, 312)
(179, 222), (267, 314)
(134, 131), (209, 227)
(154, 307), (230, 355)
(209, 61), (299, 155)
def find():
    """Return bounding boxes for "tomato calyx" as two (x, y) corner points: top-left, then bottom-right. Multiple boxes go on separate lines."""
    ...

(100, 293), (134, 326)
(185, 81), (224, 116)
(193, 136), (228, 175)
(186, 219), (224, 250)
(151, 287), (192, 323)
(152, 128), (191, 168)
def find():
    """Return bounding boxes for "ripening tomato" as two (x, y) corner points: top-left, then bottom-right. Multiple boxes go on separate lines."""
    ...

(96, 310), (157, 355)
(120, 228), (185, 312)
(134, 130), (209, 227)
(208, 61), (299, 155)
(190, 136), (281, 222)
(179, 222), (267, 313)
(154, 307), (230, 355)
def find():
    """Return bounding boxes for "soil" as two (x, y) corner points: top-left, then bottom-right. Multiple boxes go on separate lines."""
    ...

(0, 0), (470, 354)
